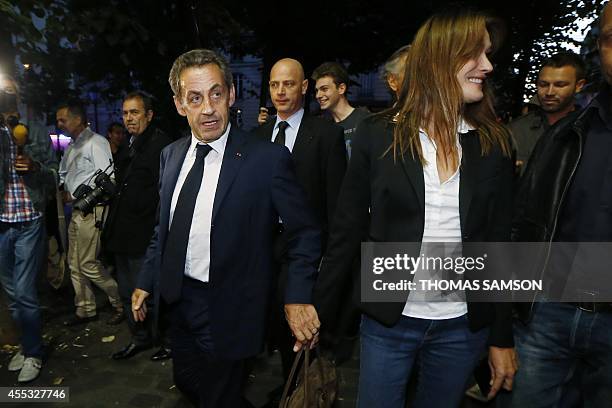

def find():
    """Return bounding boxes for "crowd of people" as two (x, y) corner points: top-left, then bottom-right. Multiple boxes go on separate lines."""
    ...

(1, 3), (612, 408)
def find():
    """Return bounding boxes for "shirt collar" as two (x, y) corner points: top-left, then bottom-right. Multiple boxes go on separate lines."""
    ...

(189, 122), (231, 155)
(457, 118), (475, 134)
(419, 117), (475, 138)
(274, 108), (304, 130)
(72, 127), (93, 146)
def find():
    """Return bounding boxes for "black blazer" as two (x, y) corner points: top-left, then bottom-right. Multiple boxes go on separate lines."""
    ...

(103, 126), (172, 255)
(137, 127), (321, 359)
(253, 113), (347, 244)
(314, 114), (515, 347)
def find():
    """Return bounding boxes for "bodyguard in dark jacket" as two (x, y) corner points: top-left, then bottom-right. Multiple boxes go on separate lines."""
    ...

(102, 91), (172, 360)
(505, 85), (612, 407)
(252, 58), (346, 387)
(504, 8), (612, 405)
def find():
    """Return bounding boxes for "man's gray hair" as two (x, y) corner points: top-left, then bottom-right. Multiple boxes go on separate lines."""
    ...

(382, 45), (411, 80)
(168, 49), (233, 97)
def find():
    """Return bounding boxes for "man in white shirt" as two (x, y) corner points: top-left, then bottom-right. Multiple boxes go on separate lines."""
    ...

(132, 49), (321, 407)
(56, 102), (122, 327)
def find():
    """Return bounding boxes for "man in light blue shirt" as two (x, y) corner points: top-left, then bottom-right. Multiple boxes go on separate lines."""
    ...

(56, 102), (123, 327)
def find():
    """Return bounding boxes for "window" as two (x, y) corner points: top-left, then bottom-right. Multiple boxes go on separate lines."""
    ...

(358, 73), (374, 98)
(233, 73), (245, 100)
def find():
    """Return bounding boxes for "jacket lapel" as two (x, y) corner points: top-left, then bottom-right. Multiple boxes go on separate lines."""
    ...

(395, 127), (479, 233)
(392, 123), (425, 210)
(400, 155), (425, 211)
(459, 131), (479, 229)
(292, 114), (314, 160)
(161, 137), (190, 203)
(212, 128), (246, 221)
(158, 136), (190, 246)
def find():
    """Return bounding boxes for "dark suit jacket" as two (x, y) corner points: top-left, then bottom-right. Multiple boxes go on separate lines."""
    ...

(314, 113), (515, 347)
(137, 126), (321, 360)
(103, 125), (172, 255)
(253, 113), (347, 246)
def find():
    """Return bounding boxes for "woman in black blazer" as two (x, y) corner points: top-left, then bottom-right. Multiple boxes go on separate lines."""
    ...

(315, 8), (517, 408)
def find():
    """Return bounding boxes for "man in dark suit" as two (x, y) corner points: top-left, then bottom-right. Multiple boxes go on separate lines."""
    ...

(102, 91), (173, 361)
(131, 49), (322, 407)
(253, 58), (346, 381)
(254, 58), (346, 245)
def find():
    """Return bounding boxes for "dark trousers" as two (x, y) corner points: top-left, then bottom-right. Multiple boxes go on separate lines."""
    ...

(170, 277), (248, 408)
(115, 253), (169, 347)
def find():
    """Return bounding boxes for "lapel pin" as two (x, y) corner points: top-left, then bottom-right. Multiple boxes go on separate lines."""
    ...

(236, 152), (242, 157)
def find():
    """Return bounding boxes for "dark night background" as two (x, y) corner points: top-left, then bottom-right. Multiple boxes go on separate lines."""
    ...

(0, 0), (606, 133)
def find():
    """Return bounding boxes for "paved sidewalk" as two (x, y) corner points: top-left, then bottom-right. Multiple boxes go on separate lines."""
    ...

(1, 282), (491, 407)
(0, 283), (362, 407)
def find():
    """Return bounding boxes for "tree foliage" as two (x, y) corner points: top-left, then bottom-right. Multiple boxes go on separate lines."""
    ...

(0, 0), (81, 118)
(2, 0), (607, 124)
(494, 0), (605, 112)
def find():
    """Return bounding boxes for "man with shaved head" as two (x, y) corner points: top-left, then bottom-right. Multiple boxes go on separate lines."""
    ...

(504, 2), (612, 406)
(254, 58), (346, 392)
(256, 58), (345, 242)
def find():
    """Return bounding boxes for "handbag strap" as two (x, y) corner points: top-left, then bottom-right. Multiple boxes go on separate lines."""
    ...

(280, 348), (305, 408)
(279, 346), (332, 408)
(304, 348), (309, 408)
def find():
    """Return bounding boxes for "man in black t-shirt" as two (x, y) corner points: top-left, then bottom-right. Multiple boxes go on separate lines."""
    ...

(312, 62), (369, 158)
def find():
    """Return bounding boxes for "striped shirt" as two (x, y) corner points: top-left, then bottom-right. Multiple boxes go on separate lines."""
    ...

(0, 131), (41, 222)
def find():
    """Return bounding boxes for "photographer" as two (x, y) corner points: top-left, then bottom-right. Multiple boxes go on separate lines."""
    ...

(102, 92), (172, 361)
(56, 101), (123, 327)
(0, 74), (57, 382)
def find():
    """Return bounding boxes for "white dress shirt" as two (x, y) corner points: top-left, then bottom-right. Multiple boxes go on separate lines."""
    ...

(169, 124), (230, 282)
(271, 108), (304, 153)
(402, 120), (473, 320)
(58, 127), (114, 197)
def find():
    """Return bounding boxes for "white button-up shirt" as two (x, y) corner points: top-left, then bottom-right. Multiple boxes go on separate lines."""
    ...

(271, 108), (304, 153)
(169, 124), (230, 282)
(59, 127), (114, 197)
(403, 120), (473, 320)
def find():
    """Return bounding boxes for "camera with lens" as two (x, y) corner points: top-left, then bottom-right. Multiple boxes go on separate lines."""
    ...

(73, 170), (117, 215)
